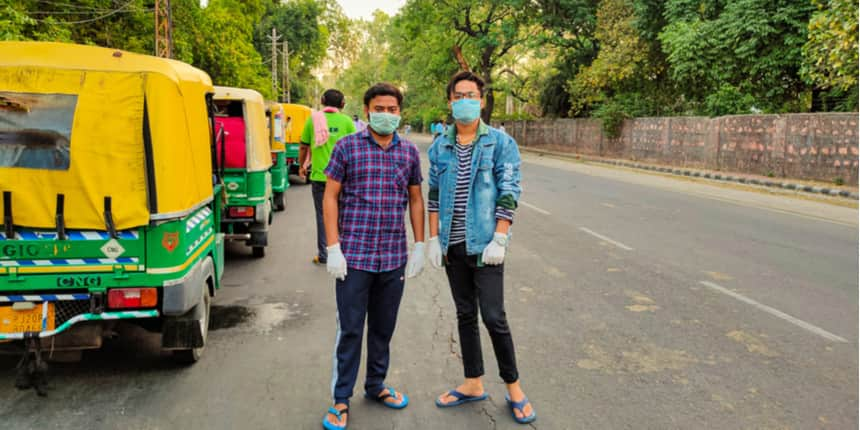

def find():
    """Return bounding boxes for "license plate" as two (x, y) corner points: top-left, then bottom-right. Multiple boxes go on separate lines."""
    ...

(0, 304), (56, 334)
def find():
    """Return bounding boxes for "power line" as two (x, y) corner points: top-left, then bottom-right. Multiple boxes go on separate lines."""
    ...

(29, 8), (154, 15)
(31, 0), (137, 25)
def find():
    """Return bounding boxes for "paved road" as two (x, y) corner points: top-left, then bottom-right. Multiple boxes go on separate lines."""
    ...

(1, 134), (857, 429)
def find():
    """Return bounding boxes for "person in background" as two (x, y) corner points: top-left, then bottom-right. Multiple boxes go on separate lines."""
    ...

(499, 122), (506, 133)
(426, 71), (535, 424)
(320, 82), (426, 430)
(300, 89), (356, 266)
(353, 114), (367, 133)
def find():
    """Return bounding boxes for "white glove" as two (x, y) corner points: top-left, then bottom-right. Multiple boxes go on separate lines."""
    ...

(481, 233), (508, 266)
(427, 236), (443, 269)
(406, 242), (425, 278)
(326, 243), (348, 280)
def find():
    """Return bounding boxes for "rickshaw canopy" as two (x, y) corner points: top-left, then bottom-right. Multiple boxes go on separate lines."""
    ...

(0, 41), (215, 231)
(266, 101), (285, 152)
(213, 86), (271, 172)
(281, 103), (311, 144)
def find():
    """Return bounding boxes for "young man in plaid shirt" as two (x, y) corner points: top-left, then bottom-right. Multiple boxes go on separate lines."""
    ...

(320, 83), (425, 430)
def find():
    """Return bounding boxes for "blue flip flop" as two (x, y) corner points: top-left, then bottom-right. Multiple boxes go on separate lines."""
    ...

(435, 389), (489, 408)
(365, 385), (409, 409)
(322, 406), (348, 430)
(505, 394), (537, 424)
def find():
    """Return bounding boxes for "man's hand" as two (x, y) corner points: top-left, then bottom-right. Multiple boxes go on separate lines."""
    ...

(427, 237), (442, 269)
(481, 233), (508, 266)
(406, 242), (425, 278)
(326, 243), (348, 280)
(299, 165), (308, 178)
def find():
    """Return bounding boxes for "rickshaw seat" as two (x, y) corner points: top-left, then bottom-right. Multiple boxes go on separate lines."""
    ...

(214, 117), (247, 168)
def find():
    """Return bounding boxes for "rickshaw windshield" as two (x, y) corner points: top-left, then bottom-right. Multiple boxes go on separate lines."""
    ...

(0, 92), (76, 171)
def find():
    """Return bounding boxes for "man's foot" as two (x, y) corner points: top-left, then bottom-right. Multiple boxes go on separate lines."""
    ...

(369, 386), (408, 409)
(506, 383), (535, 423)
(437, 379), (485, 406)
(323, 404), (348, 429)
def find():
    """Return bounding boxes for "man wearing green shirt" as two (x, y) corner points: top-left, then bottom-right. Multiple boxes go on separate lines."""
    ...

(300, 89), (357, 264)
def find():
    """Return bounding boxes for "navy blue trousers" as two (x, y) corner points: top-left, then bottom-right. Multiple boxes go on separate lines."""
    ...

(331, 265), (405, 406)
(311, 181), (327, 262)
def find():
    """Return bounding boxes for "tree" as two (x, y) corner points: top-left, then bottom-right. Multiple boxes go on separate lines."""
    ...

(659, 0), (815, 113)
(801, 0), (858, 111)
(253, 0), (328, 102)
(388, 0), (538, 123)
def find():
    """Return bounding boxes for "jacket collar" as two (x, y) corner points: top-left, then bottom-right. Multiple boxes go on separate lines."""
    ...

(444, 120), (489, 147)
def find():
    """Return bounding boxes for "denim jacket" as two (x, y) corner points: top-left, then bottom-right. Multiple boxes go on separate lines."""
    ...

(427, 121), (522, 256)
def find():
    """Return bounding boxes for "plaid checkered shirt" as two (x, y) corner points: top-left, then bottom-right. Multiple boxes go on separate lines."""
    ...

(324, 129), (423, 273)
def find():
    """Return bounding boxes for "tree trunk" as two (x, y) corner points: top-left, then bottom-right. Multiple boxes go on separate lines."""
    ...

(480, 48), (494, 123)
(483, 83), (494, 124)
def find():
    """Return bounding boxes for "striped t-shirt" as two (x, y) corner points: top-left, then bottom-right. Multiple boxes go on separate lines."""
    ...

(449, 142), (473, 245)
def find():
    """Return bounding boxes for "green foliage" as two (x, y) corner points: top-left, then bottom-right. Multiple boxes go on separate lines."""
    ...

(0, 0), (332, 101)
(659, 0), (815, 113)
(704, 84), (756, 116)
(253, 0), (327, 102)
(4, 0), (856, 122)
(802, 0), (859, 91)
(593, 92), (654, 138)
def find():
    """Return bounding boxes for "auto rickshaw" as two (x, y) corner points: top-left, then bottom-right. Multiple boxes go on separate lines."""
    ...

(265, 101), (288, 211)
(0, 42), (224, 379)
(213, 87), (272, 258)
(281, 103), (312, 178)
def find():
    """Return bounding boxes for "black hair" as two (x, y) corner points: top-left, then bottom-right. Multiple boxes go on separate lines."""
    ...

(446, 71), (485, 101)
(363, 82), (403, 107)
(321, 89), (345, 108)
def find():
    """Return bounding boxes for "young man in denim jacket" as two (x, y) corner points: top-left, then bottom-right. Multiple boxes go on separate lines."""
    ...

(426, 71), (535, 424)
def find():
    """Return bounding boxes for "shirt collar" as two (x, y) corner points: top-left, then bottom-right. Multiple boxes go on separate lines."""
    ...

(361, 127), (401, 149)
(444, 120), (489, 146)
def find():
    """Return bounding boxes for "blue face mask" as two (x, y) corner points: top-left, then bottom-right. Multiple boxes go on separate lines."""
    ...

(368, 112), (401, 135)
(451, 99), (482, 124)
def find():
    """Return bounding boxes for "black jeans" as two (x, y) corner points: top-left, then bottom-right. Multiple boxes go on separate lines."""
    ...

(444, 242), (519, 383)
(311, 180), (327, 262)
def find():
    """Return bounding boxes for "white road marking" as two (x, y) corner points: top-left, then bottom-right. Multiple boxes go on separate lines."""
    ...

(578, 227), (634, 251)
(699, 281), (848, 343)
(520, 201), (551, 215)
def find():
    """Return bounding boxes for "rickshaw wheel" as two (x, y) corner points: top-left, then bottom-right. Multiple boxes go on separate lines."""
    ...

(172, 282), (211, 364)
(274, 192), (285, 211)
(252, 246), (265, 258)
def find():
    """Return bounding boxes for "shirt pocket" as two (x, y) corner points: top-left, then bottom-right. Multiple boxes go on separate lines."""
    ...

(477, 154), (494, 186)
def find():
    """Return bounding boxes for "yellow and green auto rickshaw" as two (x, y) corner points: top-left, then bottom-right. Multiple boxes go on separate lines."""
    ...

(281, 103), (312, 178)
(213, 87), (273, 258)
(0, 42), (225, 380)
(265, 101), (288, 211)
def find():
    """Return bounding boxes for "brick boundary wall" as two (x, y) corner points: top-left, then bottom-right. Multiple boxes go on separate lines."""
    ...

(496, 113), (858, 184)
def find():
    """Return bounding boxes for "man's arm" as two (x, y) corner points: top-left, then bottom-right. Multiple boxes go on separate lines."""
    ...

(408, 184), (425, 243)
(426, 142), (440, 238)
(493, 135), (522, 236)
(299, 145), (310, 177)
(299, 116), (315, 177)
(323, 178), (342, 246)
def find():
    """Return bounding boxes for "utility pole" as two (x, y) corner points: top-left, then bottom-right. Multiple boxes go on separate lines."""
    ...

(282, 40), (291, 103)
(154, 0), (173, 58)
(266, 28), (281, 98)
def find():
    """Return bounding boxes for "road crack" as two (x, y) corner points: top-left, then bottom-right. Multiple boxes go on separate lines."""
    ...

(481, 407), (497, 430)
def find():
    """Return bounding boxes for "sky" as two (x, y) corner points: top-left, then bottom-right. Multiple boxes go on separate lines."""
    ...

(336, 0), (405, 20)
